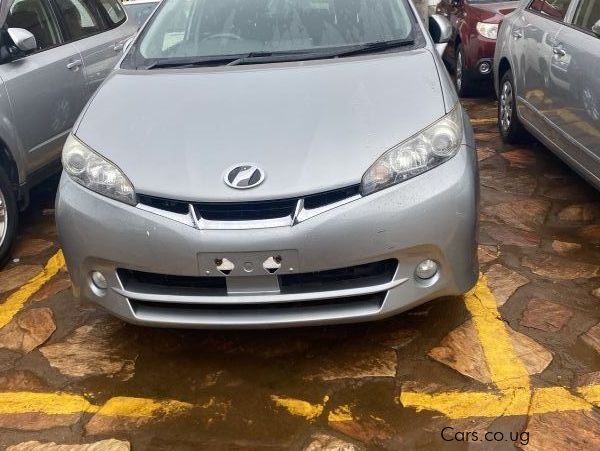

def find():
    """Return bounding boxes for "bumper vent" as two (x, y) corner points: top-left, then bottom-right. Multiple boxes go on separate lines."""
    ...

(279, 259), (397, 294)
(128, 292), (385, 324)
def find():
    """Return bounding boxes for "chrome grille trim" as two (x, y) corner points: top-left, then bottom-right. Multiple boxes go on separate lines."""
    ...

(136, 186), (361, 230)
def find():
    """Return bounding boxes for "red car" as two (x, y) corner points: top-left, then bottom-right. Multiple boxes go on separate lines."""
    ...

(436, 0), (519, 96)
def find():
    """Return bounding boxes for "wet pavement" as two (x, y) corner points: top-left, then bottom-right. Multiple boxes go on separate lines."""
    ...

(0, 98), (599, 450)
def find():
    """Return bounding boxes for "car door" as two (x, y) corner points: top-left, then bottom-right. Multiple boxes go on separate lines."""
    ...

(545, 0), (600, 184)
(517, 0), (570, 122)
(0, 0), (87, 173)
(52, 0), (135, 96)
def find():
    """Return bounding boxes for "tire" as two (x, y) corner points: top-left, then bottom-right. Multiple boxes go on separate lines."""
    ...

(455, 45), (473, 97)
(498, 69), (529, 144)
(0, 167), (18, 268)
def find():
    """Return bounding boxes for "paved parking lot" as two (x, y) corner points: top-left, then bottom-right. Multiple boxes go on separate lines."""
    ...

(0, 98), (599, 450)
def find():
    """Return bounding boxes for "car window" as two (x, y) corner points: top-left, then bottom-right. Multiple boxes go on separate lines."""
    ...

(54, 0), (103, 40)
(528, 0), (544, 11)
(137, 0), (415, 62)
(529, 0), (573, 20)
(5, 0), (62, 51)
(97, 0), (126, 28)
(124, 2), (159, 28)
(572, 0), (600, 32)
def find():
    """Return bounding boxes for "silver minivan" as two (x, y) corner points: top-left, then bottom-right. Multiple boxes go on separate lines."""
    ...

(0, 0), (136, 264)
(57, 0), (479, 328)
(494, 0), (600, 189)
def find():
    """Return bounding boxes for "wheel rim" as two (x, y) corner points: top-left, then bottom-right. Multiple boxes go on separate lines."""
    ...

(0, 188), (7, 248)
(500, 80), (513, 132)
(456, 51), (463, 91)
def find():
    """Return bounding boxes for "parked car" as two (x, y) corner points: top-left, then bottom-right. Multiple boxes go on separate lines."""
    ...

(495, 0), (600, 190)
(436, 0), (519, 95)
(122, 0), (159, 29)
(57, 0), (479, 329)
(0, 0), (136, 265)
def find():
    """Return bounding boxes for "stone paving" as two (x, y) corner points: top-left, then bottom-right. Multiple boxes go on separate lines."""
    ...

(0, 98), (598, 450)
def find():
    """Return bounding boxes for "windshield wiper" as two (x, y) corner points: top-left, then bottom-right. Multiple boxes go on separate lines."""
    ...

(143, 39), (415, 69)
(331, 38), (415, 57)
(227, 39), (415, 66)
(143, 55), (247, 69)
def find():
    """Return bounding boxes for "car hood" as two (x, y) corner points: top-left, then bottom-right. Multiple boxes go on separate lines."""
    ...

(76, 50), (447, 202)
(469, 1), (519, 22)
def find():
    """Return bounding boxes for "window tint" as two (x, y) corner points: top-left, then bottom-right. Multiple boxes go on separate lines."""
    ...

(98, 0), (126, 27)
(6, 0), (61, 51)
(54, 0), (102, 40)
(539, 0), (573, 20)
(573, 0), (600, 32)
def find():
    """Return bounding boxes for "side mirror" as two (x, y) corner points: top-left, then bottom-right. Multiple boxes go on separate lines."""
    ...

(592, 19), (600, 37)
(7, 28), (36, 53)
(429, 14), (452, 56)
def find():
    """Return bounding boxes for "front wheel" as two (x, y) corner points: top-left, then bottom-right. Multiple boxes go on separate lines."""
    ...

(455, 45), (473, 97)
(0, 167), (18, 267)
(498, 70), (529, 144)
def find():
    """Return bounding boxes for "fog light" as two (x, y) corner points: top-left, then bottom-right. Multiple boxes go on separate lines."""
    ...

(416, 259), (438, 279)
(91, 271), (108, 290)
(479, 61), (491, 74)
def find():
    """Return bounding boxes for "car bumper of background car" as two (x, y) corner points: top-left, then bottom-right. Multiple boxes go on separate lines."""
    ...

(57, 132), (478, 329)
(465, 36), (497, 79)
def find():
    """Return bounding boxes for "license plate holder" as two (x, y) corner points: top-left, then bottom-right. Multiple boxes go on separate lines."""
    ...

(198, 250), (299, 277)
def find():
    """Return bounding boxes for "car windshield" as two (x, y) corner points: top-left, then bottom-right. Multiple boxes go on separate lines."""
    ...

(128, 0), (416, 68)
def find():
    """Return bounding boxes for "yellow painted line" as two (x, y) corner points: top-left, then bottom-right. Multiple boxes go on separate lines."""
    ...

(94, 396), (193, 418)
(463, 276), (530, 391)
(578, 384), (600, 407)
(271, 395), (328, 421)
(0, 391), (98, 415)
(0, 392), (193, 419)
(400, 276), (600, 419)
(0, 251), (65, 329)
(470, 118), (498, 125)
(400, 386), (595, 419)
(529, 386), (592, 414)
(328, 405), (353, 422)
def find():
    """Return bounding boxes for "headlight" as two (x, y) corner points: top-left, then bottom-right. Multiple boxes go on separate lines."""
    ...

(62, 134), (136, 205)
(361, 104), (464, 195)
(476, 22), (499, 40)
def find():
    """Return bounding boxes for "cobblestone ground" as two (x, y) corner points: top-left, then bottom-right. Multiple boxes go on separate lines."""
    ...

(0, 98), (599, 450)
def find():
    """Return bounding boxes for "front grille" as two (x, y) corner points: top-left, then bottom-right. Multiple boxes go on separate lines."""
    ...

(279, 259), (397, 294)
(117, 269), (227, 296)
(303, 185), (360, 209)
(137, 185), (360, 222)
(195, 198), (297, 221)
(137, 195), (189, 214)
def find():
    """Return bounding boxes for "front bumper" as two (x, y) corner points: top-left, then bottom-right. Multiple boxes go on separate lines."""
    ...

(57, 134), (478, 329)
